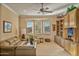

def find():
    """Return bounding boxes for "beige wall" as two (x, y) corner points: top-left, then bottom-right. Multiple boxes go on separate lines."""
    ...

(0, 4), (1, 16)
(0, 4), (19, 42)
(0, 4), (57, 42)
(0, 4), (1, 40)
(19, 16), (57, 41)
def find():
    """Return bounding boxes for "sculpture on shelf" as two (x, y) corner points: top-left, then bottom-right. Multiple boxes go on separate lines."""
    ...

(22, 34), (25, 39)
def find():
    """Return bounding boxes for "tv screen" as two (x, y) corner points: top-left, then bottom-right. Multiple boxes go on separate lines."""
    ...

(67, 28), (73, 37)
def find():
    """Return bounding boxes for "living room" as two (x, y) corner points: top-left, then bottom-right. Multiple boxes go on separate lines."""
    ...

(0, 3), (79, 56)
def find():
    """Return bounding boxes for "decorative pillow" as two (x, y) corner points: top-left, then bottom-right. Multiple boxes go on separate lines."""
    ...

(6, 38), (18, 46)
(7, 39), (15, 44)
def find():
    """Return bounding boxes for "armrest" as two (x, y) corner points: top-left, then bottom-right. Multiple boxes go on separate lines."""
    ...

(0, 46), (16, 49)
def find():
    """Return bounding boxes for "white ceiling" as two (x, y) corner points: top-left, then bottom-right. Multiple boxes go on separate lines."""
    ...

(4, 3), (79, 16)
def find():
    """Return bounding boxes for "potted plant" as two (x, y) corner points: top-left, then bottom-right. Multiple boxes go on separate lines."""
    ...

(67, 5), (76, 13)
(28, 35), (34, 45)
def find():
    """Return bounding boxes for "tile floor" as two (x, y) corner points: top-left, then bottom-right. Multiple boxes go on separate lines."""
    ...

(36, 41), (70, 56)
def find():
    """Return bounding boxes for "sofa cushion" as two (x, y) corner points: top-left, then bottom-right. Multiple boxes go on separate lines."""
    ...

(5, 38), (20, 46)
(0, 41), (10, 47)
(7, 39), (15, 44)
(16, 41), (27, 46)
(11, 39), (20, 46)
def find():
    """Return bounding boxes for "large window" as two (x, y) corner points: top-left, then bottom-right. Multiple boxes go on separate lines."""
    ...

(43, 20), (51, 34)
(35, 20), (42, 34)
(26, 20), (51, 34)
(26, 20), (33, 33)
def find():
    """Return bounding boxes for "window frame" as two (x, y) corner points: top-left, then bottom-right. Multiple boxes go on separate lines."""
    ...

(26, 20), (34, 34)
(43, 20), (51, 34)
(34, 20), (42, 34)
(26, 19), (51, 35)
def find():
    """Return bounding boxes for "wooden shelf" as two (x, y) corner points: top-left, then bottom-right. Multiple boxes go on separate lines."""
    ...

(56, 19), (64, 37)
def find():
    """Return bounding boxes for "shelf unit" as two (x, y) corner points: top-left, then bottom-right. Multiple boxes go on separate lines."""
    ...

(56, 18), (64, 37)
(56, 21), (60, 36)
(60, 20), (64, 37)
(55, 17), (64, 48)
(55, 8), (79, 56)
(65, 8), (79, 55)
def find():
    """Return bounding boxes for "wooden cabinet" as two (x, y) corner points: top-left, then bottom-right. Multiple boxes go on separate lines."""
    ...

(69, 9), (76, 28)
(54, 36), (65, 48)
(64, 14), (69, 28)
(63, 29), (67, 39)
(63, 8), (79, 56)
(63, 14), (69, 39)
(55, 8), (79, 56)
(64, 40), (77, 56)
(77, 44), (79, 55)
(64, 40), (70, 51)
(70, 42), (77, 55)
(64, 9), (76, 28)
(63, 9), (79, 42)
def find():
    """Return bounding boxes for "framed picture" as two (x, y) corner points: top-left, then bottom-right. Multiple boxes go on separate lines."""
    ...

(3, 21), (12, 33)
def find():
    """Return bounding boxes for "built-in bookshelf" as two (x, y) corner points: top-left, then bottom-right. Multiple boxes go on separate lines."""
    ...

(55, 8), (79, 56)
(56, 21), (60, 36)
(56, 18), (64, 37)
(60, 20), (64, 37)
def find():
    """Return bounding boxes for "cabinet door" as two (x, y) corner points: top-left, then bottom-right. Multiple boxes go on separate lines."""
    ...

(77, 44), (79, 56)
(70, 42), (77, 56)
(69, 9), (76, 28)
(63, 15), (69, 39)
(64, 14), (69, 28)
(64, 40), (70, 51)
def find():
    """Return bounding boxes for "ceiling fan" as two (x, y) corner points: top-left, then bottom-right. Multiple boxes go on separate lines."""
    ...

(38, 3), (53, 14)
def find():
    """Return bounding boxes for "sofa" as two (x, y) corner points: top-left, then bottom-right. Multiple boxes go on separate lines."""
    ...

(0, 36), (36, 56)
(15, 46), (36, 56)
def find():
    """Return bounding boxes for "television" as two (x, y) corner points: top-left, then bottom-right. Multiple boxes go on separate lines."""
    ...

(67, 28), (74, 37)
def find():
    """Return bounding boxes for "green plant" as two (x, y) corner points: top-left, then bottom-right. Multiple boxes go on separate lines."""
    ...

(28, 34), (34, 44)
(29, 35), (34, 41)
(67, 5), (76, 13)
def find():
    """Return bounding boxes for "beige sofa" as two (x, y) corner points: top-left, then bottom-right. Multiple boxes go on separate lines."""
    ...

(15, 46), (36, 56)
(0, 37), (36, 56)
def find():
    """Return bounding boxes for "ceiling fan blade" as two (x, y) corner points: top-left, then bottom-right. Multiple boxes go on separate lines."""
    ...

(37, 11), (43, 13)
(39, 3), (53, 14)
(37, 11), (44, 14)
(43, 11), (53, 13)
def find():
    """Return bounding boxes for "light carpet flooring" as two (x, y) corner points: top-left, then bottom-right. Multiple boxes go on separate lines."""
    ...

(36, 41), (70, 56)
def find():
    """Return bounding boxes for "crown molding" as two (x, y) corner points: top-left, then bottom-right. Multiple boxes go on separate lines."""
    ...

(2, 4), (18, 15)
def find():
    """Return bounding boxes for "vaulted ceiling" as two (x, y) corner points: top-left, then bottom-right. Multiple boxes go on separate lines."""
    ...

(5, 3), (79, 16)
